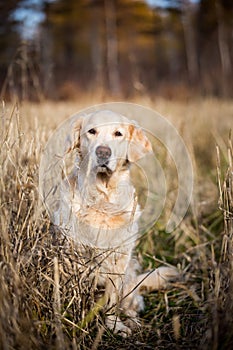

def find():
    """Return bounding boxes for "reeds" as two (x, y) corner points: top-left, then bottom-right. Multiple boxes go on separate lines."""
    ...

(0, 99), (233, 349)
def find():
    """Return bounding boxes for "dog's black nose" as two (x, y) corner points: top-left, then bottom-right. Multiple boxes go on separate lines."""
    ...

(96, 145), (112, 164)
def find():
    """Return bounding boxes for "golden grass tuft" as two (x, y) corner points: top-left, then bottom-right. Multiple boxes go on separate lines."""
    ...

(0, 98), (233, 349)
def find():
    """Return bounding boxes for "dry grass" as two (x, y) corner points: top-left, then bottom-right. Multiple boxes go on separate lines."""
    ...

(0, 97), (232, 349)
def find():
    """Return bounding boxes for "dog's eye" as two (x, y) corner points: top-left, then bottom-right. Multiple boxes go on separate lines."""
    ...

(88, 128), (97, 135)
(114, 130), (123, 137)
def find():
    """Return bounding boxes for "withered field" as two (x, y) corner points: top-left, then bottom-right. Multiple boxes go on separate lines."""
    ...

(0, 97), (232, 349)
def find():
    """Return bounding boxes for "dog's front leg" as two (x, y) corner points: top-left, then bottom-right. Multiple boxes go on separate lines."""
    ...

(104, 254), (133, 337)
(120, 259), (145, 330)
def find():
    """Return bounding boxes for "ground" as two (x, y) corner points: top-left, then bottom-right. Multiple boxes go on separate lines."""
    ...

(0, 97), (232, 349)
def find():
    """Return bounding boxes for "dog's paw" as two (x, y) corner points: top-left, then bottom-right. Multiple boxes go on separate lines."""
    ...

(105, 315), (132, 338)
(124, 311), (141, 331)
(137, 266), (180, 292)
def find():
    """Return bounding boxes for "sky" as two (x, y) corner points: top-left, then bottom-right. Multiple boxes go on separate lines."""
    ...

(148, 0), (199, 6)
(12, 0), (46, 39)
(13, 0), (200, 40)
(147, 0), (176, 7)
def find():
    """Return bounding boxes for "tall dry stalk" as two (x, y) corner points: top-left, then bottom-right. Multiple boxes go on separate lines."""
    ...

(217, 132), (233, 260)
(213, 132), (233, 348)
(0, 99), (233, 349)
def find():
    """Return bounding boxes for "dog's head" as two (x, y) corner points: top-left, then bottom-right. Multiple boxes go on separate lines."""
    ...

(67, 110), (152, 176)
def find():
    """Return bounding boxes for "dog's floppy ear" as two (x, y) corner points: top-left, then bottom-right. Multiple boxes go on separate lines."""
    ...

(127, 123), (152, 162)
(65, 117), (83, 154)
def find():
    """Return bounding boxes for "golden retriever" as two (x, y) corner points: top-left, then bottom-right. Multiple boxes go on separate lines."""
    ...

(54, 110), (177, 336)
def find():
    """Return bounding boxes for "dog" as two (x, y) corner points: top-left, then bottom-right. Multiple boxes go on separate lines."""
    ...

(54, 110), (178, 337)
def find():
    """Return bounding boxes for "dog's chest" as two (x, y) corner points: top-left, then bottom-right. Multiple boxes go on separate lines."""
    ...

(71, 177), (136, 227)
(59, 173), (140, 248)
(70, 190), (140, 248)
(73, 193), (136, 230)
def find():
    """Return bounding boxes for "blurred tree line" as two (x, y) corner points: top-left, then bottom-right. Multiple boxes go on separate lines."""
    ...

(0, 0), (232, 100)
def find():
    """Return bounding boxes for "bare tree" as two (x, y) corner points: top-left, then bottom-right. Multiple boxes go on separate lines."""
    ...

(215, 0), (232, 93)
(90, 1), (105, 93)
(105, 0), (121, 95)
(181, 0), (199, 84)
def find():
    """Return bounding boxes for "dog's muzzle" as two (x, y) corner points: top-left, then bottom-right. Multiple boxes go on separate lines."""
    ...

(96, 145), (112, 166)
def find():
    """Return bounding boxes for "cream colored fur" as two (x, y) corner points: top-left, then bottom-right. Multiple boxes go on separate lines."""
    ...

(54, 110), (178, 336)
